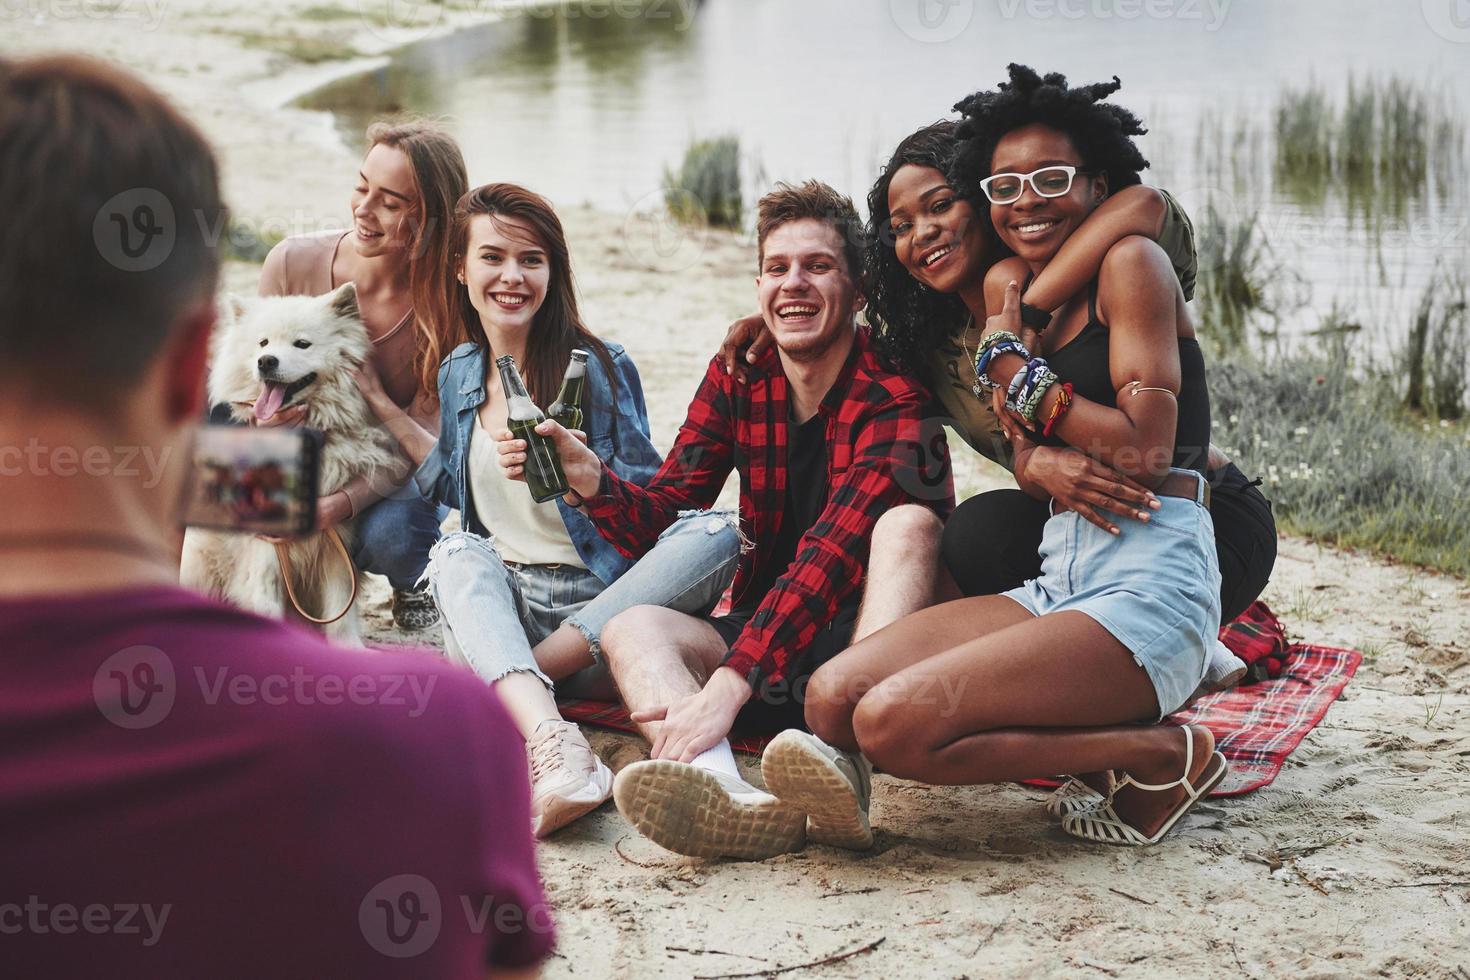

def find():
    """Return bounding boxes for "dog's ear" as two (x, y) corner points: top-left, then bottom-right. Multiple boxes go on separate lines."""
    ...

(223, 293), (247, 323)
(328, 281), (361, 321)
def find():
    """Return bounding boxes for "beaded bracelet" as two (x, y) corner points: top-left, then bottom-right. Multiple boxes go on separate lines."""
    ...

(1041, 382), (1074, 437)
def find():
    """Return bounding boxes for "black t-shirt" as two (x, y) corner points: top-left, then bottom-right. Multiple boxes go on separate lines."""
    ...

(743, 410), (828, 607)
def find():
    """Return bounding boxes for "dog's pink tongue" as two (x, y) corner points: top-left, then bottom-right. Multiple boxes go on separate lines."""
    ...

(254, 381), (287, 422)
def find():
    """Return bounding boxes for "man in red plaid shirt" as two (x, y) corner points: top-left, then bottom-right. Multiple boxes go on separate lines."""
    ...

(536, 181), (953, 859)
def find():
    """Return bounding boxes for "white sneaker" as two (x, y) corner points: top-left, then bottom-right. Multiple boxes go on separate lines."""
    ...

(526, 720), (613, 838)
(612, 759), (806, 860)
(1203, 641), (1248, 692)
(760, 730), (874, 850)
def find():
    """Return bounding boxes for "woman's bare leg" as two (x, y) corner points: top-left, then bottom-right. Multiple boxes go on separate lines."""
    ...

(805, 594), (1035, 752)
(852, 608), (1213, 836)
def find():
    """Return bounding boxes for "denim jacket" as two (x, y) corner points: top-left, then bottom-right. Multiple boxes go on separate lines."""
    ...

(413, 341), (664, 584)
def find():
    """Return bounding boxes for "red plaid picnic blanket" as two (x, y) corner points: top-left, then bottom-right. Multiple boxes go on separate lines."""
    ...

(1026, 602), (1361, 797)
(561, 602), (1360, 797)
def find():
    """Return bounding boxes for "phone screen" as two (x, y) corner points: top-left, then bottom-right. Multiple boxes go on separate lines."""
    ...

(182, 425), (322, 537)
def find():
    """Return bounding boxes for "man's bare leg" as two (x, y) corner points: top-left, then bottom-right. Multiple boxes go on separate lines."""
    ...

(599, 605), (806, 860)
(853, 504), (960, 641)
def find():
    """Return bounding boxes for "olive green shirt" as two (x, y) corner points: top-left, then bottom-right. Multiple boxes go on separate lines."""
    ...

(926, 188), (1197, 466)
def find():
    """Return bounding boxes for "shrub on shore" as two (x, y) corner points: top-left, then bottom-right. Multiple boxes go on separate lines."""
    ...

(662, 135), (742, 230)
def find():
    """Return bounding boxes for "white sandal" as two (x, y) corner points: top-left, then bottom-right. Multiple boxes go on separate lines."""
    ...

(1061, 726), (1227, 846)
(1043, 772), (1115, 818)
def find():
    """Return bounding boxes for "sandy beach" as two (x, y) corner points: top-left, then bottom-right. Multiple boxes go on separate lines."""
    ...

(7, 3), (1469, 975)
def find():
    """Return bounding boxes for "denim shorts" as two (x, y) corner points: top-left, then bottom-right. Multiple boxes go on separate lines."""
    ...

(1002, 469), (1220, 718)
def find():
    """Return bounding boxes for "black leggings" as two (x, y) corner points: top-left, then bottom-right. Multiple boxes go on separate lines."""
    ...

(940, 462), (1277, 623)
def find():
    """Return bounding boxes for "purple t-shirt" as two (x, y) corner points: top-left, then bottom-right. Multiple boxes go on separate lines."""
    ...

(0, 586), (553, 978)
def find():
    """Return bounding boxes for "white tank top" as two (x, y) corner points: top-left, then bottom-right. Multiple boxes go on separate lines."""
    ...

(466, 414), (586, 568)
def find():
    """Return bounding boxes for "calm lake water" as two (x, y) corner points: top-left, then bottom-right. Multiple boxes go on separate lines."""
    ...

(301, 0), (1470, 344)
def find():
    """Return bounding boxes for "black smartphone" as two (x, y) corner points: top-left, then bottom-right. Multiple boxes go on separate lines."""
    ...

(182, 425), (322, 537)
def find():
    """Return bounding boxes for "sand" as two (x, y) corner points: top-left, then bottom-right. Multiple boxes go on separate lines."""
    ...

(6, 3), (1469, 976)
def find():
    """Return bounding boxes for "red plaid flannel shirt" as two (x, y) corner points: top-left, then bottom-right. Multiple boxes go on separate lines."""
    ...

(585, 327), (954, 689)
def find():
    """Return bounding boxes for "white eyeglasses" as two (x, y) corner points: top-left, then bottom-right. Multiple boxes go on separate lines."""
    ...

(979, 165), (1094, 205)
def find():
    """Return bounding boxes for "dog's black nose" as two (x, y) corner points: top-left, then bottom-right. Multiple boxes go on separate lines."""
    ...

(257, 354), (278, 374)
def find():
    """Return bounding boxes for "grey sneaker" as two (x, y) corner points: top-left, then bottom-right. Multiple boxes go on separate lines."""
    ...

(760, 729), (874, 850)
(612, 759), (805, 860)
(526, 720), (613, 838)
(391, 587), (439, 631)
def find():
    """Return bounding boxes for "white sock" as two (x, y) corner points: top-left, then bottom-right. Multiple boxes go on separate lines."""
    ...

(689, 740), (741, 780)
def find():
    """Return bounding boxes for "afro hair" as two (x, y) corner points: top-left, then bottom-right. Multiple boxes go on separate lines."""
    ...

(951, 64), (1150, 202)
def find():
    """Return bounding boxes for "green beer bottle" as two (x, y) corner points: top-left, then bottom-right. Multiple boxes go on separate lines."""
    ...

(495, 354), (570, 504)
(547, 349), (588, 432)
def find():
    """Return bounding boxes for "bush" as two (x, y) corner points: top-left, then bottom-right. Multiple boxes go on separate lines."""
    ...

(662, 135), (741, 230)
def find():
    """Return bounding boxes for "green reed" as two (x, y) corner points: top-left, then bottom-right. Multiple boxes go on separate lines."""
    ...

(1271, 75), (1466, 218)
(1402, 269), (1469, 421)
(662, 135), (742, 230)
(1194, 202), (1305, 356)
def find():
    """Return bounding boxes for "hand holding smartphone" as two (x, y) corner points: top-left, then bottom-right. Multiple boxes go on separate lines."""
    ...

(182, 425), (323, 537)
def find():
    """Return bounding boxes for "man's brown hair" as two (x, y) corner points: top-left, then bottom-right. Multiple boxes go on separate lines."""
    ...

(755, 180), (864, 281)
(0, 55), (226, 408)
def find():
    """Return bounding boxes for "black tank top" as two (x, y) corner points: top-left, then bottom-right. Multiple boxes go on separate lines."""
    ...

(1039, 283), (1211, 474)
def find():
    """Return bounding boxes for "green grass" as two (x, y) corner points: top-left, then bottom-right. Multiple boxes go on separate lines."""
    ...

(1211, 349), (1470, 578)
(662, 135), (742, 230)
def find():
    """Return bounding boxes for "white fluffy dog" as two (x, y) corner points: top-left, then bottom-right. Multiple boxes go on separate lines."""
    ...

(181, 282), (401, 644)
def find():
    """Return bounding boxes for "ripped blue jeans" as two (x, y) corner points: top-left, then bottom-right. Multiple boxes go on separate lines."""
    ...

(424, 510), (743, 694)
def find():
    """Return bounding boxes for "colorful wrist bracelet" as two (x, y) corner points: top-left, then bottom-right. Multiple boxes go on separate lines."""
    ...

(1018, 369), (1057, 423)
(1006, 356), (1047, 406)
(974, 339), (1031, 390)
(1041, 382), (1073, 437)
(1006, 362), (1030, 403)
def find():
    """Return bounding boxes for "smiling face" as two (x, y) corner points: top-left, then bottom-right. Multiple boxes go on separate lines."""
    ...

(756, 218), (862, 363)
(350, 143), (418, 258)
(460, 212), (550, 339)
(886, 164), (988, 295)
(988, 122), (1108, 266)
